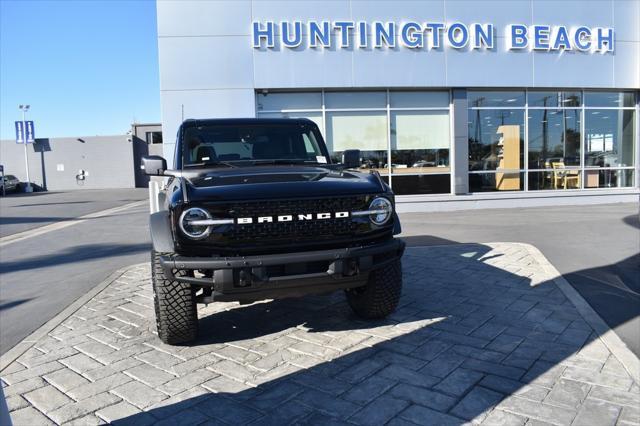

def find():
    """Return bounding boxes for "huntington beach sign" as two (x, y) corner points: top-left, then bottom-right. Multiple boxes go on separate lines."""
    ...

(252, 21), (614, 53)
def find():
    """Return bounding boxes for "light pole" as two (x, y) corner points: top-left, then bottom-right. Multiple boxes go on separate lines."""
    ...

(19, 104), (33, 192)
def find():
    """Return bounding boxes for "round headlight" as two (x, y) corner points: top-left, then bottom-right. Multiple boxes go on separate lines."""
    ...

(179, 207), (212, 239)
(368, 197), (393, 225)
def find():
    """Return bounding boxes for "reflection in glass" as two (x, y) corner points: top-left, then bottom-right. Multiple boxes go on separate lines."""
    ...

(389, 91), (449, 108)
(528, 91), (581, 108)
(257, 92), (322, 111)
(325, 92), (387, 109)
(390, 111), (450, 174)
(468, 109), (524, 171)
(257, 112), (324, 136)
(528, 167), (581, 191)
(468, 91), (525, 108)
(469, 173), (524, 192)
(585, 92), (636, 108)
(528, 109), (581, 171)
(391, 174), (451, 195)
(585, 110), (635, 168)
(325, 111), (387, 170)
(594, 169), (634, 188)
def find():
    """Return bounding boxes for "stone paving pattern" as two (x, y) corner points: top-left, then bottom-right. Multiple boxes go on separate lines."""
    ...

(2, 243), (639, 425)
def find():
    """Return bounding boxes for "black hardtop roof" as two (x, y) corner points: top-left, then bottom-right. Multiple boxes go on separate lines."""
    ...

(181, 118), (317, 128)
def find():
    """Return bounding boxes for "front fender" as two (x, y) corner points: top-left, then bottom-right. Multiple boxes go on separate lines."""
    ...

(393, 212), (402, 235)
(150, 211), (175, 253)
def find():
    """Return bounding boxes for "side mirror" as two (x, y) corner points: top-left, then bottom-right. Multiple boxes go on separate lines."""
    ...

(141, 155), (167, 176)
(342, 149), (361, 169)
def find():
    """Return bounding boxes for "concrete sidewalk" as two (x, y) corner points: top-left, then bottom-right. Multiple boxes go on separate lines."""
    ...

(1, 244), (638, 425)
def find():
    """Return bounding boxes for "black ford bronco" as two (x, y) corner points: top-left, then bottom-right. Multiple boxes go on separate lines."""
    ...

(142, 118), (405, 344)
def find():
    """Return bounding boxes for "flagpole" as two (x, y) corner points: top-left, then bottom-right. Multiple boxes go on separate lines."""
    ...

(19, 105), (33, 193)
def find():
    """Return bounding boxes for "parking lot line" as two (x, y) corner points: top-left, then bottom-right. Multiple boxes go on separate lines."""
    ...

(0, 200), (147, 248)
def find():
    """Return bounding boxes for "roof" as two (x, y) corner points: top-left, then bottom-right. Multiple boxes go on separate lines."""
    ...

(180, 118), (316, 127)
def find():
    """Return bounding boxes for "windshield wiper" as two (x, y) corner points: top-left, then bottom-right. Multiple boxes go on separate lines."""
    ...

(183, 160), (239, 169)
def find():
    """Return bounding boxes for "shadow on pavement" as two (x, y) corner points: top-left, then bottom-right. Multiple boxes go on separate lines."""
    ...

(111, 242), (635, 425)
(400, 235), (459, 247)
(8, 201), (92, 208)
(0, 191), (50, 199)
(0, 299), (33, 312)
(0, 243), (150, 274)
(564, 253), (640, 357)
(622, 214), (640, 230)
(0, 216), (78, 226)
(0, 212), (134, 226)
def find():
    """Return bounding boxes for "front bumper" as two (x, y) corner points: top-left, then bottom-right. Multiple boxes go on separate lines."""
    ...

(159, 238), (405, 302)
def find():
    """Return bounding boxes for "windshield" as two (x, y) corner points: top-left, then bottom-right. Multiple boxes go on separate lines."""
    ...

(181, 123), (328, 167)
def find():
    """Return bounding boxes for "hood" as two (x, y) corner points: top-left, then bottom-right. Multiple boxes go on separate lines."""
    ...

(184, 165), (386, 202)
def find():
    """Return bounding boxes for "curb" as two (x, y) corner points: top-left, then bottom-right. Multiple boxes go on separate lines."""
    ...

(0, 263), (148, 373)
(516, 243), (640, 385)
(406, 243), (640, 385)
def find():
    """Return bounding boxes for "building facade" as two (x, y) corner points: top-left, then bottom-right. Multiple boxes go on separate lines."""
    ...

(156, 0), (640, 210)
(0, 123), (161, 191)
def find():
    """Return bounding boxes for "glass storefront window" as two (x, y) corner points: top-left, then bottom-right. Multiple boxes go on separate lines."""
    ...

(585, 110), (635, 168)
(390, 110), (450, 174)
(325, 92), (386, 109)
(391, 174), (451, 195)
(468, 109), (524, 171)
(585, 91), (636, 108)
(528, 109), (581, 170)
(260, 89), (638, 196)
(528, 169), (581, 191)
(585, 169), (635, 188)
(257, 111), (324, 136)
(469, 172), (525, 192)
(325, 111), (388, 170)
(389, 91), (449, 108)
(256, 92), (321, 111)
(255, 90), (452, 195)
(468, 91), (525, 108)
(471, 90), (637, 193)
(528, 91), (581, 108)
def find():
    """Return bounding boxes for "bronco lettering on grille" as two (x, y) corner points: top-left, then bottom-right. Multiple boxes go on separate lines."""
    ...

(236, 211), (349, 225)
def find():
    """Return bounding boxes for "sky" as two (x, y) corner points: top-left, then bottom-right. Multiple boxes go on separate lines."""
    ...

(0, 0), (160, 140)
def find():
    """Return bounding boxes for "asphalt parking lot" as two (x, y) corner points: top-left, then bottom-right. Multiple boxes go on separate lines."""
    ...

(0, 189), (150, 354)
(2, 243), (638, 425)
(0, 189), (149, 237)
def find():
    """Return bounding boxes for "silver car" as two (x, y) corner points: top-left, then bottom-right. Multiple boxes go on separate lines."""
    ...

(1, 174), (20, 193)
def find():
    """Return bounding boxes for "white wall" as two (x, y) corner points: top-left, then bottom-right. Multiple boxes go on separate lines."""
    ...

(0, 136), (136, 191)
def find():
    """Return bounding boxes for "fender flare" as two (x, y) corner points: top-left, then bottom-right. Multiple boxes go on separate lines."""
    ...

(392, 212), (402, 235)
(150, 211), (175, 253)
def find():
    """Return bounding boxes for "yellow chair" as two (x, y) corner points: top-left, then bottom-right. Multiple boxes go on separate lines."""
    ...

(551, 162), (580, 189)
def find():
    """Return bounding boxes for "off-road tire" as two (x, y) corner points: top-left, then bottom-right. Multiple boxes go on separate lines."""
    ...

(345, 260), (402, 319)
(151, 251), (198, 344)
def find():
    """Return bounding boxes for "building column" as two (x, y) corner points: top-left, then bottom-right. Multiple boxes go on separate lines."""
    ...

(636, 90), (640, 189)
(452, 89), (469, 194)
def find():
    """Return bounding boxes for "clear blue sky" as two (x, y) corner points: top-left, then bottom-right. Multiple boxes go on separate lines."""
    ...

(0, 0), (160, 140)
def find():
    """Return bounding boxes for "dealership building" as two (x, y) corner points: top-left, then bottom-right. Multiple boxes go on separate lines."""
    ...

(156, 0), (639, 211)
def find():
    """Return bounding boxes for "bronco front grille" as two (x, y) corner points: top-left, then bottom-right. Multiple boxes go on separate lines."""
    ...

(220, 195), (370, 242)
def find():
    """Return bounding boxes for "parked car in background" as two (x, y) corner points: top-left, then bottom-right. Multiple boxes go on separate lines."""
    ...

(0, 175), (20, 194)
